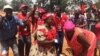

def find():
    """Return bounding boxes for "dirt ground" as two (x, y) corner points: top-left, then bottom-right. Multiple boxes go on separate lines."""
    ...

(8, 38), (71, 56)
(7, 37), (99, 56)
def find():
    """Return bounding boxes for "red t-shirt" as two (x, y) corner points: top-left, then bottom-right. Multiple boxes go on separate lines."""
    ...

(17, 13), (31, 36)
(53, 12), (68, 31)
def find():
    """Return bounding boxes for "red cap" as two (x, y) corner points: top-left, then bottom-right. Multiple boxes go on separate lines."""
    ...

(38, 8), (45, 14)
(42, 13), (54, 20)
(20, 4), (28, 9)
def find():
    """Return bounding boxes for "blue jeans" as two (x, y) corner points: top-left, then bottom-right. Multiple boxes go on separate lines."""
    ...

(1, 37), (19, 56)
(56, 31), (64, 56)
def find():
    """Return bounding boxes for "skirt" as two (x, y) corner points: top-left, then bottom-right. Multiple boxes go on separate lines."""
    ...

(29, 44), (57, 56)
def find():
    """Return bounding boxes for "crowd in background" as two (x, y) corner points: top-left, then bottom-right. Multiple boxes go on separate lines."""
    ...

(0, 1), (100, 56)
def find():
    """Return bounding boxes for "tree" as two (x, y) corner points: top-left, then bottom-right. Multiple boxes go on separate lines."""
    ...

(0, 0), (7, 9)
(11, 0), (20, 11)
(11, 0), (33, 11)
(96, 0), (100, 9)
(60, 0), (68, 11)
(19, 0), (33, 6)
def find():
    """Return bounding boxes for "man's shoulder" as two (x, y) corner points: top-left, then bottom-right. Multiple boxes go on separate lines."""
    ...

(12, 16), (19, 21)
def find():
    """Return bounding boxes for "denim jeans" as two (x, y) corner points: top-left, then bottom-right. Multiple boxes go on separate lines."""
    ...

(0, 38), (19, 56)
(18, 36), (31, 56)
(56, 31), (64, 56)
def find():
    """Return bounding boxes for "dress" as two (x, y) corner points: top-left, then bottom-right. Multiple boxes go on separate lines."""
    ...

(30, 25), (57, 56)
(62, 27), (96, 56)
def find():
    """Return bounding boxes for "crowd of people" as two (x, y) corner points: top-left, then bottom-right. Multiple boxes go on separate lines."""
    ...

(0, 2), (100, 56)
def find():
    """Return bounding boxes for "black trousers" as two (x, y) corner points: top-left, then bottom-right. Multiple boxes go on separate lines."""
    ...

(18, 36), (31, 56)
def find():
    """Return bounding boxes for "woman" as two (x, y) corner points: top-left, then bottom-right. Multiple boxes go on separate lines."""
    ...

(30, 13), (57, 56)
(62, 21), (96, 56)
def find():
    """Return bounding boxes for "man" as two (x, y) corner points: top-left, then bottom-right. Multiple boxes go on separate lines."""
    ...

(53, 5), (68, 56)
(17, 4), (31, 56)
(0, 5), (24, 56)
(62, 21), (96, 56)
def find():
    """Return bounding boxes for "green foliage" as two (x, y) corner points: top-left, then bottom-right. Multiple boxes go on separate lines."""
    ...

(60, 0), (68, 12)
(11, 0), (33, 11)
(11, 0), (20, 11)
(0, 0), (7, 9)
(96, 1), (100, 9)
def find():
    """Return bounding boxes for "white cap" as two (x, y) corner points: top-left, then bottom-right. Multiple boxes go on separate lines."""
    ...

(3, 5), (13, 10)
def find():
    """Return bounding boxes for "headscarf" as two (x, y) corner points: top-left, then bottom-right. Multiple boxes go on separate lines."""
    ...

(63, 20), (75, 31)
